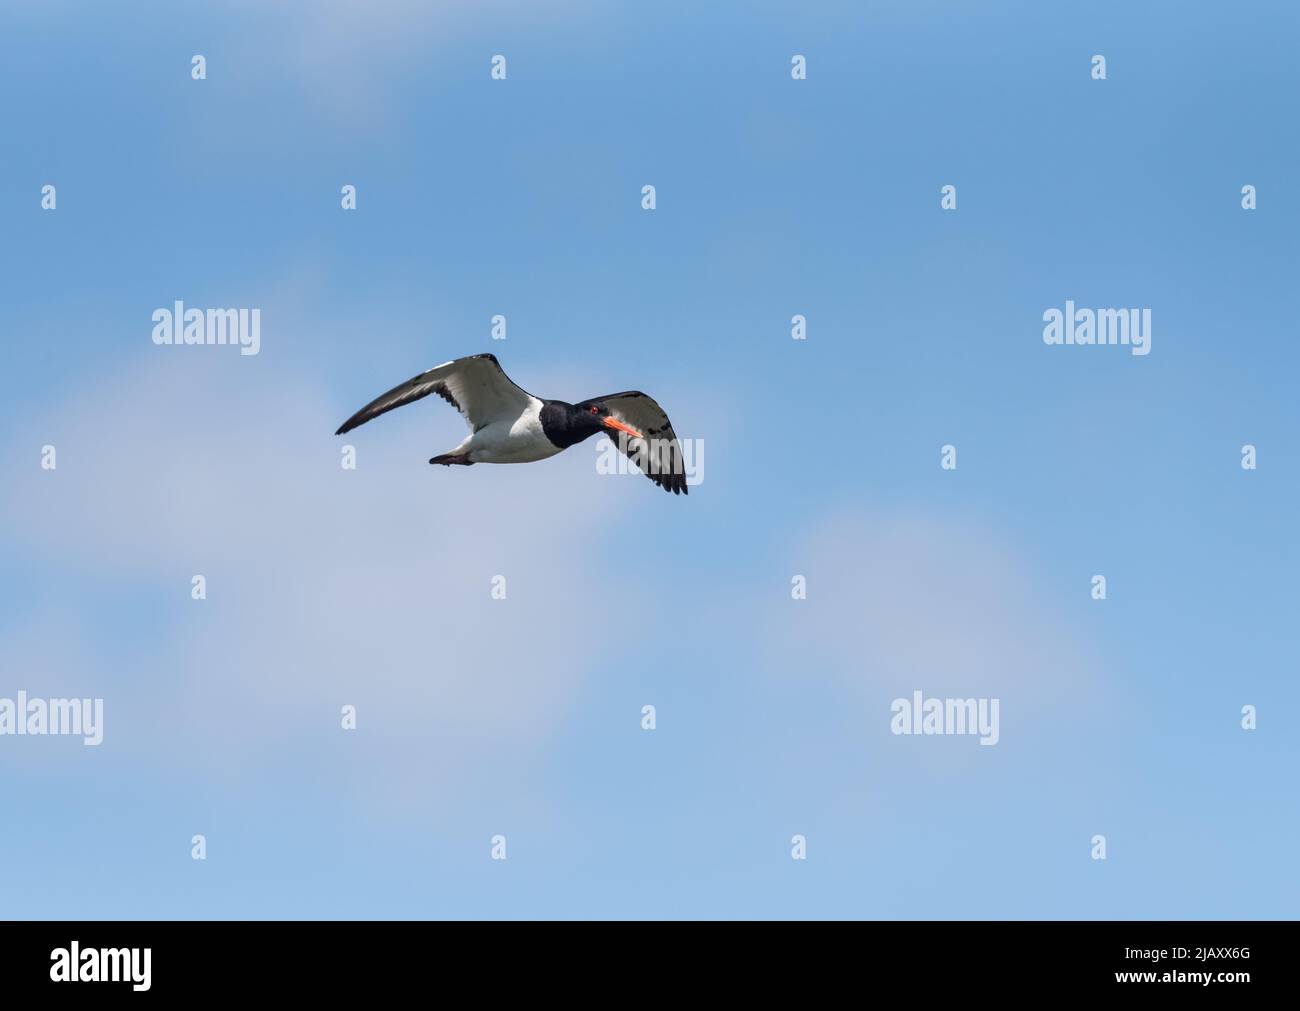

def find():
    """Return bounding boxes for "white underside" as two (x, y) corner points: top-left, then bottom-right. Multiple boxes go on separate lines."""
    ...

(451, 397), (563, 464)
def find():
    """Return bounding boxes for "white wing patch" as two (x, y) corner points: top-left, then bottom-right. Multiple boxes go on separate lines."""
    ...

(335, 354), (535, 436)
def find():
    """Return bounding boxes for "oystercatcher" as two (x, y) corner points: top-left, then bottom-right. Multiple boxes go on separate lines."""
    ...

(334, 353), (689, 494)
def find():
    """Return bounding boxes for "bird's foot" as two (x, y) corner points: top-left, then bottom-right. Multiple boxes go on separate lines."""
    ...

(428, 453), (474, 466)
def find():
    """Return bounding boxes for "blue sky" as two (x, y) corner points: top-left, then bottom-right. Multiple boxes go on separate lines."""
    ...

(1, 0), (1297, 918)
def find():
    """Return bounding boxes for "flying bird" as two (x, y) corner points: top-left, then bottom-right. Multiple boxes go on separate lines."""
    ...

(334, 353), (688, 494)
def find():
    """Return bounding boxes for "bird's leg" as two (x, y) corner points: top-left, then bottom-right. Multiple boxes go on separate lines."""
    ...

(428, 452), (474, 466)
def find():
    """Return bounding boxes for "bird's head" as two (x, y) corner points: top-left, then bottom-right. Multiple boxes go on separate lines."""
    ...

(576, 402), (643, 441)
(539, 399), (646, 450)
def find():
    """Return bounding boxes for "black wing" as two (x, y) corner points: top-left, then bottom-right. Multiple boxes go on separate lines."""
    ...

(578, 391), (689, 495)
(335, 353), (535, 435)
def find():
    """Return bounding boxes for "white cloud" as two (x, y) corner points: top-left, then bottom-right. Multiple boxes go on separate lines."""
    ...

(756, 507), (1113, 771)
(0, 351), (651, 806)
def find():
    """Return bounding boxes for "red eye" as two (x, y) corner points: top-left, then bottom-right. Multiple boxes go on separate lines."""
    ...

(590, 406), (600, 415)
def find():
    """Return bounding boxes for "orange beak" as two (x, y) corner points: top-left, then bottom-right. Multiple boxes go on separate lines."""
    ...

(603, 416), (644, 440)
